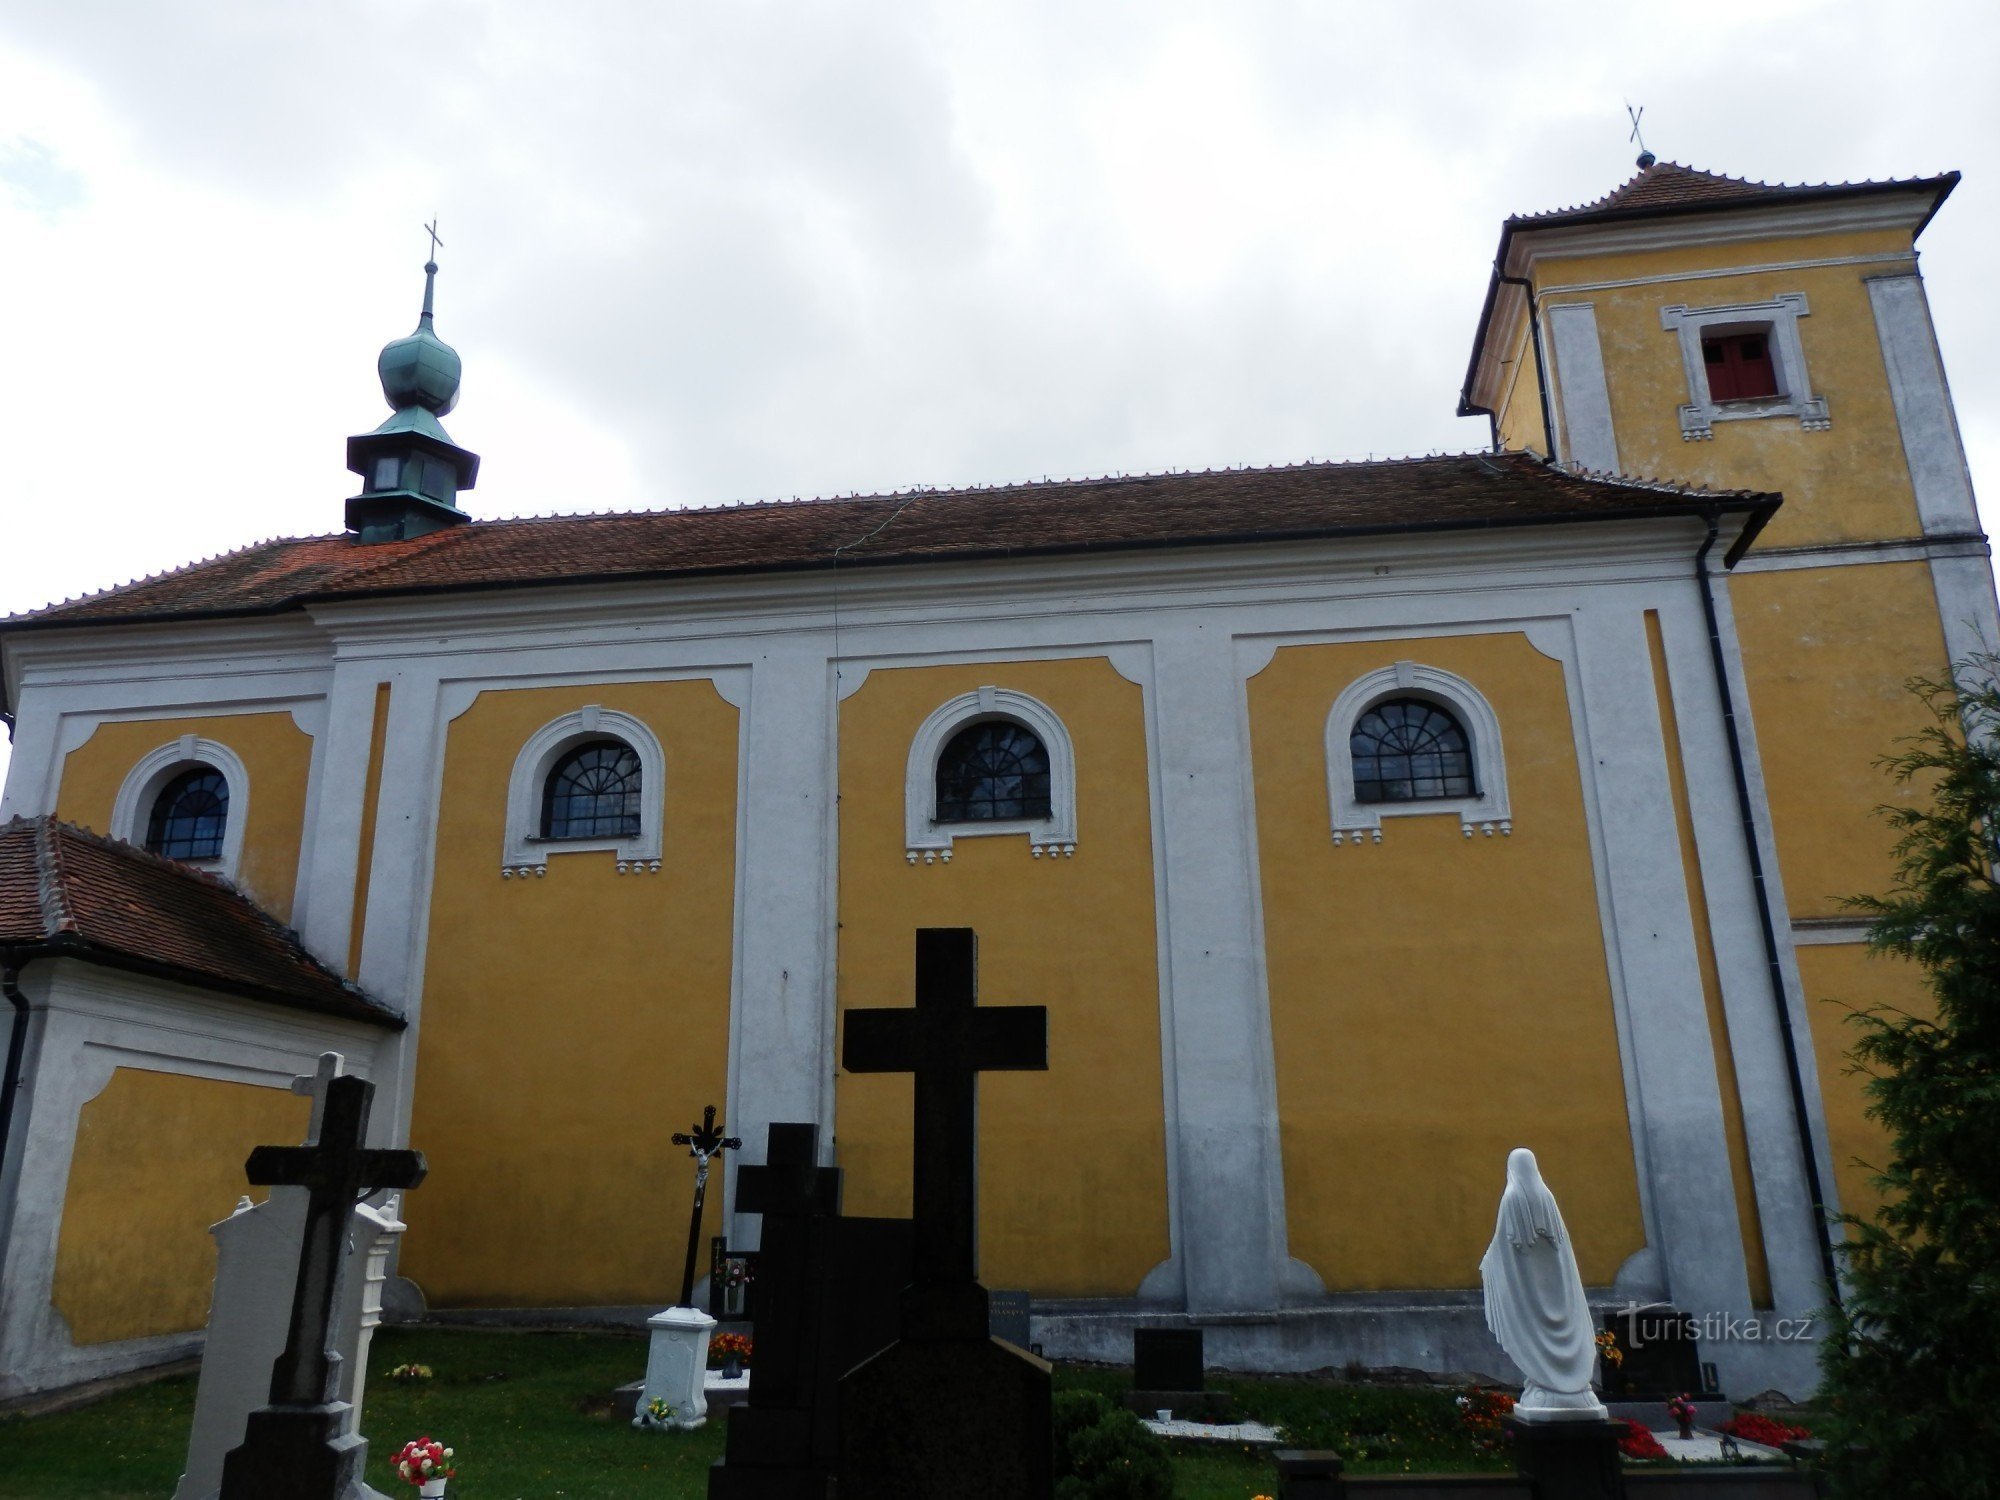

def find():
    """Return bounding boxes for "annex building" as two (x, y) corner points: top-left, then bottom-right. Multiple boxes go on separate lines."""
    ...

(2, 159), (1993, 1401)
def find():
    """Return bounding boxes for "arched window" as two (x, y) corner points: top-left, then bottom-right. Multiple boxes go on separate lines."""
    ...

(541, 740), (643, 840)
(935, 721), (1052, 823)
(145, 767), (230, 861)
(1350, 698), (1476, 803)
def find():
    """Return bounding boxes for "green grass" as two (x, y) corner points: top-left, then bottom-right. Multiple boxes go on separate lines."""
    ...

(0, 1328), (1501, 1497)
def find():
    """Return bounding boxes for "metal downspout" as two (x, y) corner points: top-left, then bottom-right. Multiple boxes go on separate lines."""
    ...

(0, 960), (31, 1227)
(1498, 271), (1558, 463)
(1693, 514), (1843, 1303)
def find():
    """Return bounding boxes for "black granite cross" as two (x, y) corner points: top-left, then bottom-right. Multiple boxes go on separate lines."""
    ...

(842, 927), (1046, 1339)
(671, 1104), (741, 1309)
(219, 1072), (425, 1499)
(732, 1123), (841, 1413)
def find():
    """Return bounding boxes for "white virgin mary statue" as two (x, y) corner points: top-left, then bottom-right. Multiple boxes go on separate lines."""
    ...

(1479, 1148), (1607, 1421)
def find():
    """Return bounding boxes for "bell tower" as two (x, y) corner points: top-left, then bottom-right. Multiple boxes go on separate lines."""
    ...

(345, 249), (480, 543)
(1460, 156), (2000, 1290)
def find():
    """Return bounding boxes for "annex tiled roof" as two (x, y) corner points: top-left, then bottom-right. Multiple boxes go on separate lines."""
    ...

(3, 452), (1775, 631)
(1507, 160), (1957, 231)
(0, 816), (402, 1027)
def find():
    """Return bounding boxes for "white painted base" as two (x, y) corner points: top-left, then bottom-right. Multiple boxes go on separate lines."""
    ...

(634, 1306), (715, 1431)
(1513, 1383), (1609, 1423)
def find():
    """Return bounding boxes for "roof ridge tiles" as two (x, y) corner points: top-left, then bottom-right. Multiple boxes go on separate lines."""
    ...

(31, 815), (75, 935)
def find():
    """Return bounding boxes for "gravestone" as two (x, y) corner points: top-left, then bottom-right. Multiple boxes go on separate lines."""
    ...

(988, 1289), (1032, 1352)
(177, 1055), (406, 1500)
(1602, 1305), (1707, 1398)
(837, 928), (1054, 1500)
(217, 1072), (426, 1500)
(1125, 1326), (1226, 1419)
(711, 1122), (842, 1498)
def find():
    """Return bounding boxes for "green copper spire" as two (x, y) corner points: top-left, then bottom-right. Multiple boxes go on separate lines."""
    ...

(344, 228), (480, 543)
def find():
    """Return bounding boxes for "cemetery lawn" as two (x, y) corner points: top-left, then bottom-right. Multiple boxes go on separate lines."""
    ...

(0, 1328), (1506, 1498)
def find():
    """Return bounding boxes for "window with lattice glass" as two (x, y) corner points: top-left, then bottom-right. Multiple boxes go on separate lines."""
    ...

(1350, 699), (1476, 803)
(541, 741), (643, 839)
(145, 768), (229, 861)
(935, 721), (1052, 822)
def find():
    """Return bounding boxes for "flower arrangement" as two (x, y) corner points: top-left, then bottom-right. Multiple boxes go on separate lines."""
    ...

(391, 1436), (455, 1488)
(1718, 1411), (1811, 1448)
(387, 1363), (434, 1383)
(717, 1258), (754, 1289)
(1614, 1418), (1667, 1461)
(1594, 1329), (1624, 1370)
(1666, 1393), (1699, 1439)
(1454, 1387), (1516, 1450)
(709, 1332), (753, 1370)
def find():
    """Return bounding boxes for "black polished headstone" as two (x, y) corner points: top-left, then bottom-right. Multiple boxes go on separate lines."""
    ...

(989, 1289), (1032, 1352)
(712, 1124), (842, 1499)
(218, 1074), (426, 1500)
(838, 929), (1054, 1500)
(1602, 1305), (1706, 1398)
(1134, 1328), (1204, 1393)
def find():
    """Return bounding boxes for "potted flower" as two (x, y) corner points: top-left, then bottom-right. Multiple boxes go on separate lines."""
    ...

(392, 1436), (456, 1497)
(709, 1331), (753, 1380)
(716, 1256), (754, 1318)
(1666, 1393), (1699, 1441)
(636, 1395), (678, 1431)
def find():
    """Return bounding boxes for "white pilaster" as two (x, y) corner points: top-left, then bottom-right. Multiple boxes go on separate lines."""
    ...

(1546, 302), (1621, 475)
(291, 666), (392, 974)
(1569, 601), (1754, 1326)
(724, 645), (838, 1237)
(1146, 621), (1296, 1313)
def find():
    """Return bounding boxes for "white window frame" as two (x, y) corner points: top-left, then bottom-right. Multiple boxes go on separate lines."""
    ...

(905, 686), (1077, 863)
(109, 734), (251, 877)
(1660, 293), (1830, 440)
(502, 706), (664, 876)
(1325, 663), (1511, 844)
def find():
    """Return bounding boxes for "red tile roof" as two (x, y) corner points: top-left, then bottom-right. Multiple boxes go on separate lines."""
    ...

(1507, 160), (1957, 231)
(3, 452), (1775, 633)
(0, 817), (401, 1027)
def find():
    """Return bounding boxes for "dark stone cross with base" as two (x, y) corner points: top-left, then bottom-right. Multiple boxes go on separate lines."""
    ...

(838, 927), (1054, 1500)
(219, 1073), (426, 1500)
(671, 1104), (741, 1310)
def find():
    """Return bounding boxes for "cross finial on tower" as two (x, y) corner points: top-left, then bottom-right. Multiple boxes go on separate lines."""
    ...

(1626, 103), (1655, 169)
(424, 218), (443, 265)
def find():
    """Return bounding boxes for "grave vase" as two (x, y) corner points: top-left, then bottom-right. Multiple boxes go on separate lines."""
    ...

(419, 1481), (447, 1499)
(636, 1305), (715, 1431)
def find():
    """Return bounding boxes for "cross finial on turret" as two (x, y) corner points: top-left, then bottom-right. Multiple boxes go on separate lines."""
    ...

(1626, 103), (1655, 169)
(424, 218), (443, 263)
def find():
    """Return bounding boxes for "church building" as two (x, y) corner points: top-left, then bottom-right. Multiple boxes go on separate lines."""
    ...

(1, 158), (1991, 1402)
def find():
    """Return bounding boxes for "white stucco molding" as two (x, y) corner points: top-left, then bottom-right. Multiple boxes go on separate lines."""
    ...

(501, 706), (665, 876)
(1660, 293), (1829, 440)
(904, 686), (1077, 862)
(1324, 662), (1510, 843)
(1545, 302), (1621, 476)
(108, 735), (251, 878)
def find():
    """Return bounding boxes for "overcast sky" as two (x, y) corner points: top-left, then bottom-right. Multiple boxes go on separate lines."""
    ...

(4, 1), (1999, 794)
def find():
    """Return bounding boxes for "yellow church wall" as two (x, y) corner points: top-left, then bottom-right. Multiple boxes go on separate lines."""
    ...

(1729, 562), (1949, 918)
(1251, 633), (1645, 1290)
(56, 713), (314, 921)
(1795, 942), (1931, 1224)
(834, 657), (1169, 1297)
(53, 1067), (306, 1344)
(403, 681), (739, 1307)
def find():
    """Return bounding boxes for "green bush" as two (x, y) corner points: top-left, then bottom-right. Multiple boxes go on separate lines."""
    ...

(1052, 1390), (1175, 1500)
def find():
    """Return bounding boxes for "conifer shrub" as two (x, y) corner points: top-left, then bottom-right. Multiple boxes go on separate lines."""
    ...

(1051, 1390), (1174, 1500)
(1817, 662), (2000, 1500)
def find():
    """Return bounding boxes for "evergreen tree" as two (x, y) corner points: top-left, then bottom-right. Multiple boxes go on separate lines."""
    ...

(1819, 662), (2000, 1500)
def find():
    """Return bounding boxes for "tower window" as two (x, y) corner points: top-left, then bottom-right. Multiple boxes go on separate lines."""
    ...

(1350, 699), (1475, 803)
(935, 721), (1052, 823)
(1702, 330), (1780, 401)
(145, 767), (230, 861)
(541, 740), (643, 840)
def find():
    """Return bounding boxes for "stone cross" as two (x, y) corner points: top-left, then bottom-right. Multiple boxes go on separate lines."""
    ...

(732, 1123), (841, 1413)
(219, 1073), (425, 1498)
(842, 927), (1046, 1339)
(670, 1104), (740, 1310)
(291, 1051), (344, 1142)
